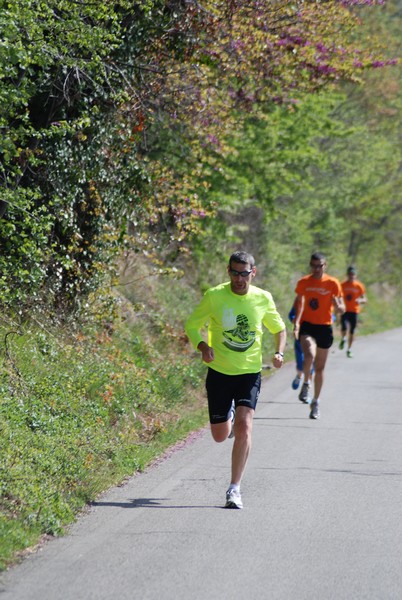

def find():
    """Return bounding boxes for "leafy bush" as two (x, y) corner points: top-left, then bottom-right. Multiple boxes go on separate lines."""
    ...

(0, 296), (206, 569)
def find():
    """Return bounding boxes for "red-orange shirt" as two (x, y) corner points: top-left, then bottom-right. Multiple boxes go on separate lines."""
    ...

(341, 279), (366, 313)
(295, 274), (342, 325)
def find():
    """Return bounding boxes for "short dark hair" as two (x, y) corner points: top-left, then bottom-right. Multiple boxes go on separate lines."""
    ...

(347, 265), (356, 273)
(229, 251), (255, 267)
(311, 252), (326, 263)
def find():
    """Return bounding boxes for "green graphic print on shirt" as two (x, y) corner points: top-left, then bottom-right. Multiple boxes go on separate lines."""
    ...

(222, 310), (256, 352)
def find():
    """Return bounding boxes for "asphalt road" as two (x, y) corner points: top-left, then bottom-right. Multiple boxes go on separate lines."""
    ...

(1, 328), (402, 600)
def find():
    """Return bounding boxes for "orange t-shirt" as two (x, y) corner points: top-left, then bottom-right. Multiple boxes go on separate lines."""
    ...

(295, 274), (342, 325)
(341, 280), (366, 313)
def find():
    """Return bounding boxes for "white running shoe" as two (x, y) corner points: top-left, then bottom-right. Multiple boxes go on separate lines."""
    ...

(225, 488), (243, 509)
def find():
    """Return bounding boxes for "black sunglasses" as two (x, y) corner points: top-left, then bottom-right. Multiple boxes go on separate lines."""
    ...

(229, 268), (253, 277)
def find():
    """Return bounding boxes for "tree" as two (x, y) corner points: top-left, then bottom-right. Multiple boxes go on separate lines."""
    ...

(0, 0), (393, 312)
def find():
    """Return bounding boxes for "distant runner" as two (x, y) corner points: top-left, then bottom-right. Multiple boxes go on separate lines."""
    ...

(339, 266), (367, 358)
(288, 300), (314, 391)
(293, 252), (345, 420)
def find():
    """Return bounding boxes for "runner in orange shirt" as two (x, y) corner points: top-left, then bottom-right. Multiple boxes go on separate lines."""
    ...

(339, 266), (367, 358)
(294, 252), (345, 419)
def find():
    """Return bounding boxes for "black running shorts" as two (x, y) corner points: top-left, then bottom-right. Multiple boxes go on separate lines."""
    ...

(341, 312), (358, 334)
(205, 368), (261, 424)
(299, 321), (334, 349)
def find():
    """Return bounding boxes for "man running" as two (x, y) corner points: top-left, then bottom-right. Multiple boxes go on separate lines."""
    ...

(185, 251), (286, 509)
(293, 252), (345, 419)
(340, 266), (367, 357)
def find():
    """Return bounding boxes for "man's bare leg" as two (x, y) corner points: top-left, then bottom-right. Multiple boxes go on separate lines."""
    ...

(312, 347), (330, 400)
(300, 334), (316, 380)
(230, 406), (254, 485)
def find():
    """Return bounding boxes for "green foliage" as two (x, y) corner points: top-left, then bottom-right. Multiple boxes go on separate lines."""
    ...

(1, 0), (394, 313)
(0, 291), (207, 568)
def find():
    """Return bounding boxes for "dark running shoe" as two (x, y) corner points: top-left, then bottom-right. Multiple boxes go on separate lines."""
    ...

(298, 382), (310, 404)
(309, 401), (320, 420)
(292, 376), (301, 390)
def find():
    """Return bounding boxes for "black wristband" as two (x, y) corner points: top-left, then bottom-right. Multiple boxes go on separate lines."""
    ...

(275, 351), (284, 357)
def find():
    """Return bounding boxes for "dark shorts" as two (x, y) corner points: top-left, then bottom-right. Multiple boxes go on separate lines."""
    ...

(205, 368), (261, 424)
(299, 322), (334, 349)
(341, 312), (358, 334)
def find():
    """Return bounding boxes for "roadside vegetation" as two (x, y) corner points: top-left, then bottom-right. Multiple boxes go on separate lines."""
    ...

(1, 0), (401, 569)
(0, 275), (207, 569)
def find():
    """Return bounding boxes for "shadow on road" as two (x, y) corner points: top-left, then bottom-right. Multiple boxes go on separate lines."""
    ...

(90, 498), (221, 509)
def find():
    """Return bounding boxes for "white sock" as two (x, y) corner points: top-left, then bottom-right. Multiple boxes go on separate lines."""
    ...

(228, 483), (240, 493)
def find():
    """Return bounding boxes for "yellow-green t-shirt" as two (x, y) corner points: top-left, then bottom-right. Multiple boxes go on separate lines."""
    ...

(185, 282), (285, 375)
